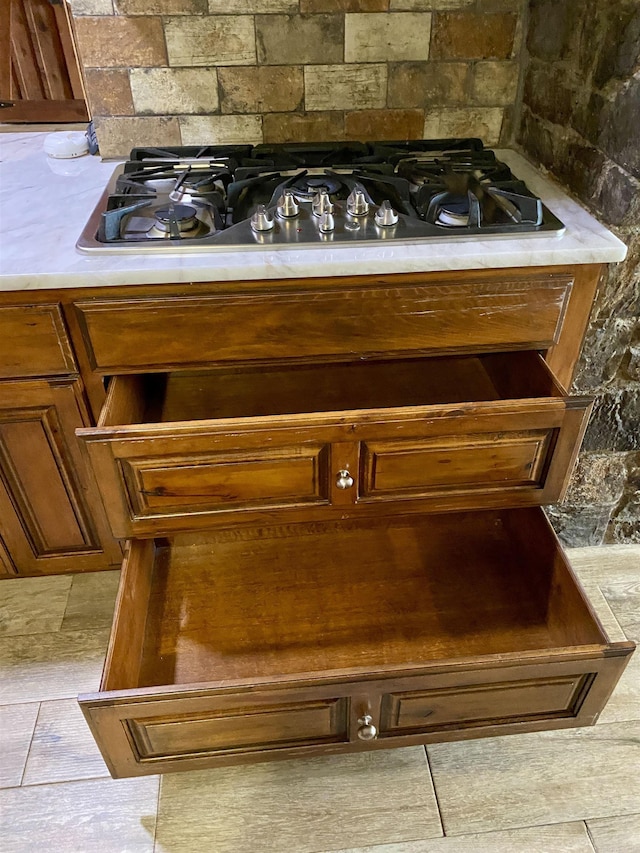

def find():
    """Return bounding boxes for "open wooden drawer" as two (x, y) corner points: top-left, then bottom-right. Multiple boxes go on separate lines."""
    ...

(79, 508), (634, 778)
(77, 352), (592, 538)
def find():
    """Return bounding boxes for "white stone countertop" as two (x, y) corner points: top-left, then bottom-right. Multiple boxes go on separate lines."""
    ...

(0, 131), (628, 292)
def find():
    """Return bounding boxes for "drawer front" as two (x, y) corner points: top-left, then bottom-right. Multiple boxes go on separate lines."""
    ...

(122, 445), (330, 519)
(78, 510), (634, 778)
(358, 409), (584, 507)
(81, 429), (333, 537)
(361, 430), (550, 497)
(0, 305), (76, 377)
(81, 654), (632, 778)
(75, 276), (572, 371)
(79, 399), (589, 539)
(129, 697), (348, 760)
(82, 690), (350, 777)
(380, 674), (590, 734)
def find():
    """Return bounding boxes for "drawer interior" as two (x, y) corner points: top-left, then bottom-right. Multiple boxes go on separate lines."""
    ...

(100, 351), (566, 427)
(103, 508), (607, 694)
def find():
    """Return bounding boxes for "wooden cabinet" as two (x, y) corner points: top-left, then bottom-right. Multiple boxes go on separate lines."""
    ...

(1, 0), (88, 123)
(0, 265), (632, 774)
(70, 264), (632, 777)
(0, 303), (120, 576)
(0, 378), (121, 575)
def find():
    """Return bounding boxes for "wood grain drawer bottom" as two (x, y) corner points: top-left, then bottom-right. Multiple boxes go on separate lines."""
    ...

(79, 508), (633, 777)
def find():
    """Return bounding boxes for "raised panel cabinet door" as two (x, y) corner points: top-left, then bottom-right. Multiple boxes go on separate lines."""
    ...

(0, 378), (121, 576)
(1, 0), (88, 123)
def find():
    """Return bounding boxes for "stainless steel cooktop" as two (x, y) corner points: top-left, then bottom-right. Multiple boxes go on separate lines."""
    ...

(77, 138), (565, 254)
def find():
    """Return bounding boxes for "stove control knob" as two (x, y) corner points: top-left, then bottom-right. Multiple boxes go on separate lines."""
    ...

(277, 189), (300, 218)
(375, 200), (399, 227)
(346, 188), (369, 217)
(250, 204), (275, 232)
(318, 211), (335, 233)
(313, 190), (334, 217)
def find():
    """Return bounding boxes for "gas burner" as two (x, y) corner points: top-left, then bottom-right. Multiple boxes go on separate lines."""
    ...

(78, 139), (565, 253)
(436, 198), (471, 227)
(289, 173), (343, 202)
(151, 204), (199, 236)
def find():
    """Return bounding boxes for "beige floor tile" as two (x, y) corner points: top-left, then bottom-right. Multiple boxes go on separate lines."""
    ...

(568, 545), (640, 587)
(575, 581), (627, 643)
(597, 579), (640, 725)
(0, 628), (109, 704)
(0, 575), (72, 637)
(0, 703), (40, 788)
(587, 813), (640, 853)
(60, 570), (120, 632)
(22, 698), (109, 785)
(427, 721), (640, 835)
(155, 748), (442, 853)
(0, 776), (159, 853)
(600, 580), (640, 638)
(315, 820), (595, 852)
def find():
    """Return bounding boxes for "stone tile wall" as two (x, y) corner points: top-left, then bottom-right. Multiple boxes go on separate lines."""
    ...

(68, 0), (526, 157)
(518, 0), (640, 545)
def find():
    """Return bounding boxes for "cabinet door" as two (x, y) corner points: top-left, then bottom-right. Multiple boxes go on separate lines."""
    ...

(0, 378), (121, 576)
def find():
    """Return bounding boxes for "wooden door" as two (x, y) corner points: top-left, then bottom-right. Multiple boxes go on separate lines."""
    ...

(0, 377), (121, 575)
(0, 0), (88, 122)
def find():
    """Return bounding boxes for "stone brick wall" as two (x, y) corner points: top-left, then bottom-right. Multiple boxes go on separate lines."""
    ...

(69, 0), (526, 157)
(518, 0), (640, 546)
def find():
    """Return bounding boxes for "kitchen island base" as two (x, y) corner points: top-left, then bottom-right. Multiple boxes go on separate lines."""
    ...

(0, 263), (633, 778)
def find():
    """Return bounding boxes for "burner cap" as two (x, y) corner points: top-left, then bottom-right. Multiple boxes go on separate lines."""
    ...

(436, 196), (470, 227)
(153, 204), (199, 235)
(291, 174), (342, 200)
(155, 203), (197, 223)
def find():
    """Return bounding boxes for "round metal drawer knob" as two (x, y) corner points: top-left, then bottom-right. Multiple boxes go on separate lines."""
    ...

(357, 715), (378, 741)
(336, 469), (354, 489)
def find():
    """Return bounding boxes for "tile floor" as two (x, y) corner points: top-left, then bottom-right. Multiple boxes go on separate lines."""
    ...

(0, 547), (638, 853)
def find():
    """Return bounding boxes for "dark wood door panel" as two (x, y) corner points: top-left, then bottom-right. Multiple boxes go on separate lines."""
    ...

(0, 378), (120, 575)
(360, 430), (552, 497)
(0, 414), (91, 554)
(1, 0), (87, 123)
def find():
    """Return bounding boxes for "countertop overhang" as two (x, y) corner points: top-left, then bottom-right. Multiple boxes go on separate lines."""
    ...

(0, 132), (628, 292)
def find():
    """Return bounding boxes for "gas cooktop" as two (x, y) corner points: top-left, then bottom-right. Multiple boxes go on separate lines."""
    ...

(76, 138), (565, 254)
